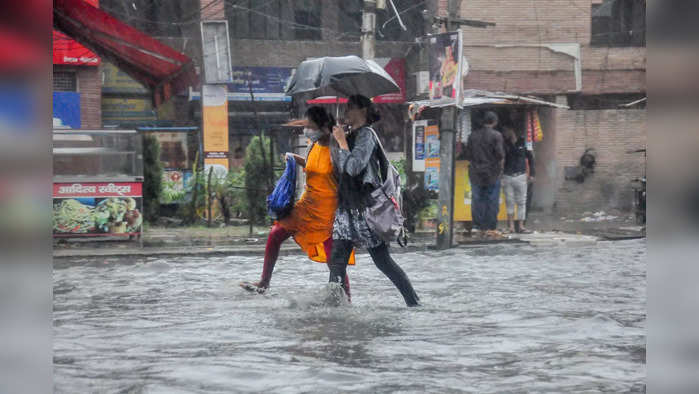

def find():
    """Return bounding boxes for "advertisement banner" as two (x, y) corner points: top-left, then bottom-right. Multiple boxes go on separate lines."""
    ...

(229, 67), (294, 101)
(424, 123), (440, 191)
(427, 30), (463, 102)
(53, 182), (142, 198)
(161, 170), (192, 204)
(101, 62), (148, 94)
(373, 58), (406, 104)
(52, 0), (100, 66)
(53, 181), (143, 236)
(102, 97), (156, 123)
(202, 85), (229, 171)
(453, 161), (508, 222)
(412, 120), (427, 172)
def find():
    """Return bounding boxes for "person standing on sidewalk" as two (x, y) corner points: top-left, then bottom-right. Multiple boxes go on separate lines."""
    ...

(461, 111), (505, 238)
(240, 107), (353, 299)
(501, 125), (534, 234)
(328, 94), (420, 307)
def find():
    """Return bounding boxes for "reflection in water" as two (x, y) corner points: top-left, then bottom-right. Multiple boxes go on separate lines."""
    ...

(54, 240), (646, 393)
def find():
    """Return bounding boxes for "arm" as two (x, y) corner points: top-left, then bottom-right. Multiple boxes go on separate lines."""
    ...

(285, 152), (306, 168)
(334, 127), (377, 177)
(493, 133), (505, 168)
(462, 137), (473, 161)
(525, 149), (535, 178)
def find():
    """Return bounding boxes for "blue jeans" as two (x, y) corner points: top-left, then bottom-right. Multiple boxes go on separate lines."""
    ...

(471, 178), (501, 231)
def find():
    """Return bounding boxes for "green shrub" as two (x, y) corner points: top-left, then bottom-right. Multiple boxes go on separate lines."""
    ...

(244, 135), (280, 225)
(142, 134), (163, 223)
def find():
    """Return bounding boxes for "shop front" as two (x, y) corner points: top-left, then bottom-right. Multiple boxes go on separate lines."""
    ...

(53, 129), (144, 242)
(408, 90), (568, 249)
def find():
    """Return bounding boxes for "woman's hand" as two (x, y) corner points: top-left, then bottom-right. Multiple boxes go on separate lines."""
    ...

(284, 152), (305, 167)
(332, 125), (350, 150)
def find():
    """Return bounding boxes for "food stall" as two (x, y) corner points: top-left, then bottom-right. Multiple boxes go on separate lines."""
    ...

(52, 129), (144, 242)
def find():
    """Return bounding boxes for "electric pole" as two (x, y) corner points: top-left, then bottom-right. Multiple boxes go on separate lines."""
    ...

(361, 0), (376, 59)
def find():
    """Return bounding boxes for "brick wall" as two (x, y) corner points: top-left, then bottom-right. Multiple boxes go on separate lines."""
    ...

(200, 0), (225, 20)
(535, 107), (647, 216)
(432, 1), (647, 95)
(77, 66), (101, 129)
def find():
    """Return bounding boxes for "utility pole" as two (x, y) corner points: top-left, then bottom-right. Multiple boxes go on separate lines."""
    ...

(361, 0), (377, 59)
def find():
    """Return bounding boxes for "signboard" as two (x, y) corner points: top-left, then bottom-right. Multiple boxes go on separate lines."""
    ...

(229, 67), (294, 101)
(453, 161), (508, 221)
(201, 21), (233, 84)
(101, 62), (148, 94)
(202, 85), (229, 171)
(373, 58), (406, 104)
(102, 97), (156, 123)
(52, 0), (100, 66)
(52, 182), (143, 236)
(427, 30), (463, 102)
(53, 92), (81, 129)
(424, 122), (440, 191)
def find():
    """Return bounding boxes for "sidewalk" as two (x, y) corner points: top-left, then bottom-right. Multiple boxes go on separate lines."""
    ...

(53, 211), (645, 260)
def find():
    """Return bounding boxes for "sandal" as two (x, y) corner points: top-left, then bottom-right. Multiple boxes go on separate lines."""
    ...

(517, 228), (533, 234)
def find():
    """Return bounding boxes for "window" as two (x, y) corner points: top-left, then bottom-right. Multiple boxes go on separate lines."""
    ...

(53, 71), (77, 92)
(376, 0), (425, 42)
(591, 0), (645, 47)
(339, 0), (362, 41)
(227, 0), (282, 40)
(293, 0), (321, 40)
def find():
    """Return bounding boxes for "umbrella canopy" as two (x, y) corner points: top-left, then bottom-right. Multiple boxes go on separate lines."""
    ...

(285, 56), (400, 101)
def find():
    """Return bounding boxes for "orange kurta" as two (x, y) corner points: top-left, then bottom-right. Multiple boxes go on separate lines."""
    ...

(278, 143), (355, 264)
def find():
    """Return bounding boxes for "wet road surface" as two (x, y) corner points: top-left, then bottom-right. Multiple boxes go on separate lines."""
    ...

(54, 239), (645, 393)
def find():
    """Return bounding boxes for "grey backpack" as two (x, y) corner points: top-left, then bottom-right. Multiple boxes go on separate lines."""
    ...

(365, 128), (408, 247)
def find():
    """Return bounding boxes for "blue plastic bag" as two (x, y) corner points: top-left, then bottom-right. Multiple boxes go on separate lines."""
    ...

(267, 156), (297, 219)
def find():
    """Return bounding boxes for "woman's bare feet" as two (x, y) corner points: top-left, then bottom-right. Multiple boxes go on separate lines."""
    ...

(239, 281), (268, 294)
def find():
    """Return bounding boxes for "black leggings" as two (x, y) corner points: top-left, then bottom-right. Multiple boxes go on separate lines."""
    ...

(329, 239), (420, 306)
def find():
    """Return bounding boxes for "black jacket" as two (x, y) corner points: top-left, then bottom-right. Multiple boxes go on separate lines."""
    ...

(460, 126), (505, 186)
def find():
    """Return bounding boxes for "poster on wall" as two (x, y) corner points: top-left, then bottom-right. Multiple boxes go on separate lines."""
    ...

(424, 122), (440, 191)
(427, 30), (463, 103)
(412, 120), (427, 171)
(453, 161), (508, 222)
(52, 182), (143, 236)
(161, 170), (193, 204)
(202, 85), (229, 175)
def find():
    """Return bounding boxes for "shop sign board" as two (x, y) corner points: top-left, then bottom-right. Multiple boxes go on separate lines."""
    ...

(52, 182), (143, 236)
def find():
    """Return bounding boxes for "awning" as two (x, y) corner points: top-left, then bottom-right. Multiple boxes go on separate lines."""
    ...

(409, 89), (569, 110)
(53, 0), (198, 107)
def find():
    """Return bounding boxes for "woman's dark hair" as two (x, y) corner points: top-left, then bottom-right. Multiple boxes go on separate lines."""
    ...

(348, 94), (381, 124)
(305, 106), (335, 131)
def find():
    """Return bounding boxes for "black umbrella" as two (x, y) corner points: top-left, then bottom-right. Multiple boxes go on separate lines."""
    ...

(285, 56), (400, 101)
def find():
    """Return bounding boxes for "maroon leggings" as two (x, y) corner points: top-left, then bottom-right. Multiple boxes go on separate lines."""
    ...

(259, 224), (351, 300)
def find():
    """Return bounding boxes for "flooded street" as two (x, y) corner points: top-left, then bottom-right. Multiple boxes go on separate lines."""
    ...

(54, 239), (645, 393)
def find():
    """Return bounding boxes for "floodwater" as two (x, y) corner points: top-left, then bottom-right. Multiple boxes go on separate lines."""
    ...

(54, 239), (646, 393)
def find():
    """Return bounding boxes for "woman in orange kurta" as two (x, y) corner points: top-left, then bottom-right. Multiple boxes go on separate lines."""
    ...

(240, 107), (354, 298)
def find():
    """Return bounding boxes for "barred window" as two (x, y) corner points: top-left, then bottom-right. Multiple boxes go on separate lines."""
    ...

(53, 71), (77, 92)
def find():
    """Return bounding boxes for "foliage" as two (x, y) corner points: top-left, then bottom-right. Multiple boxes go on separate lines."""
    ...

(142, 134), (163, 223)
(244, 135), (281, 225)
(391, 158), (407, 185)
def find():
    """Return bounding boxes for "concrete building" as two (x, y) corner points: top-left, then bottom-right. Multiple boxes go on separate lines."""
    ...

(432, 0), (646, 217)
(92, 0), (646, 219)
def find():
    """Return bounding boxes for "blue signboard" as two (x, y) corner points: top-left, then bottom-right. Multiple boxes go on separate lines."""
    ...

(0, 84), (35, 130)
(189, 67), (294, 102)
(53, 91), (81, 129)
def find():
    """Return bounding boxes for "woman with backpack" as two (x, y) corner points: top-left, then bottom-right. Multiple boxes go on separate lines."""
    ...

(240, 106), (353, 299)
(328, 94), (420, 307)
